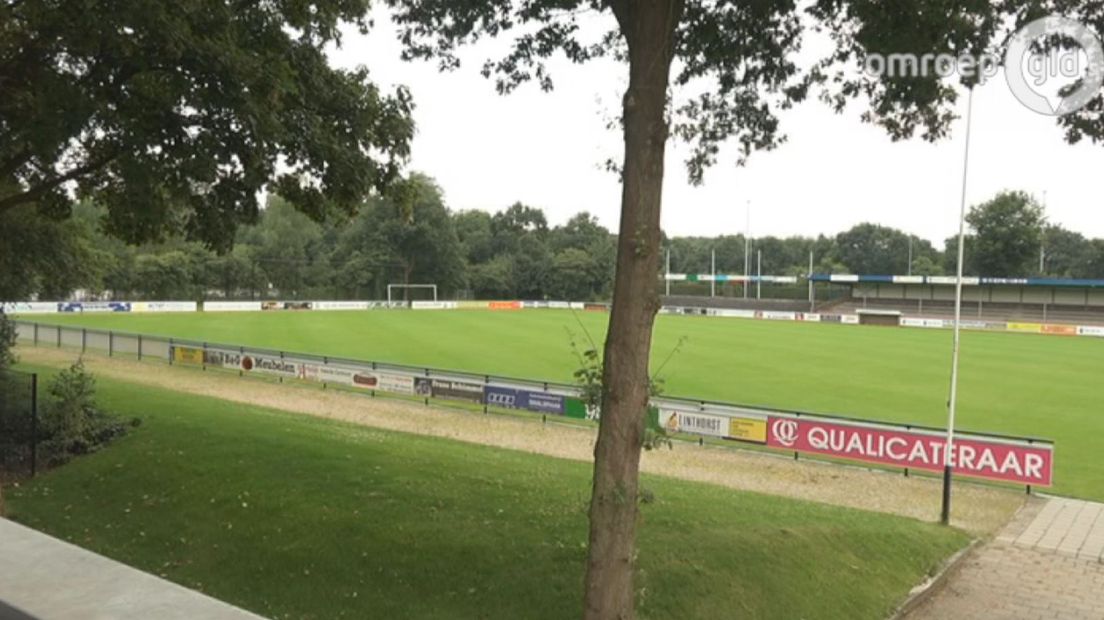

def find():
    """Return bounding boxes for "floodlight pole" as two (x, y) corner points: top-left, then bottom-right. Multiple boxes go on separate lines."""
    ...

(665, 248), (671, 297)
(943, 87), (975, 526)
(756, 250), (762, 300)
(744, 201), (751, 300)
(710, 249), (716, 297)
(808, 251), (815, 312)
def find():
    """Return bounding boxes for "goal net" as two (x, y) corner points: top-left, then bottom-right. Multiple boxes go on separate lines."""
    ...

(387, 284), (438, 304)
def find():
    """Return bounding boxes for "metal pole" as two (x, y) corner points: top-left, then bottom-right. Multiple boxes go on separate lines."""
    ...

(30, 373), (37, 477)
(808, 251), (815, 312)
(756, 250), (762, 299)
(943, 87), (975, 526)
(1040, 191), (1047, 275)
(710, 249), (716, 298)
(665, 248), (671, 297)
(744, 200), (750, 300)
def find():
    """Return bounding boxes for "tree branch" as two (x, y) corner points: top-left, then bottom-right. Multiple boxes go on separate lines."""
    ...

(0, 151), (118, 214)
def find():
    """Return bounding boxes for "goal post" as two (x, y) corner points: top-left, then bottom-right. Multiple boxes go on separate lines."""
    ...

(387, 283), (438, 304)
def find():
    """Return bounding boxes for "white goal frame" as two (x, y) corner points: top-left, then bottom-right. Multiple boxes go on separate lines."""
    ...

(387, 283), (438, 304)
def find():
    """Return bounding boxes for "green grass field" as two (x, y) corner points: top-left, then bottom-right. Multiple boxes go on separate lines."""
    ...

(6, 364), (967, 619)
(27, 309), (1103, 498)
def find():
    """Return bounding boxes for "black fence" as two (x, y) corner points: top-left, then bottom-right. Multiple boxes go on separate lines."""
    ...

(0, 369), (38, 478)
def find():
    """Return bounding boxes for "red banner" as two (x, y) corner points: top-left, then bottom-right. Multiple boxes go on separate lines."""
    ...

(766, 417), (1053, 486)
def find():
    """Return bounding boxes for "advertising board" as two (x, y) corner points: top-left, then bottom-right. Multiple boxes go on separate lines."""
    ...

(132, 301), (197, 313)
(766, 416), (1053, 486)
(1078, 325), (1104, 337)
(485, 386), (566, 415)
(1, 302), (57, 314)
(204, 301), (262, 312)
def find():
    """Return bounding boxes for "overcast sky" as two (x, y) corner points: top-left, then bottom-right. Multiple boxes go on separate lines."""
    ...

(327, 9), (1104, 246)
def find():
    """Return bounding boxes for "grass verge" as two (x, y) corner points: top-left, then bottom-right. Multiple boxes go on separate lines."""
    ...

(5, 364), (969, 619)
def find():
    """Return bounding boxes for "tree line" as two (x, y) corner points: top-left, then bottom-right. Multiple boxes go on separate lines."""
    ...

(2, 184), (1101, 303)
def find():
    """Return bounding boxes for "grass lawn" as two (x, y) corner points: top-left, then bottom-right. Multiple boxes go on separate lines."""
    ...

(26, 309), (1104, 499)
(5, 364), (968, 620)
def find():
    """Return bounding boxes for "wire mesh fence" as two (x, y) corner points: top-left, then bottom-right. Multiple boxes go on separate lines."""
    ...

(0, 368), (38, 478)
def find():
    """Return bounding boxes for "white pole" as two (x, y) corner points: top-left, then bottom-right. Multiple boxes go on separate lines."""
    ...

(710, 250), (716, 297)
(665, 248), (671, 297)
(1040, 190), (1047, 275)
(942, 87), (975, 526)
(756, 249), (762, 300)
(808, 251), (815, 312)
(744, 201), (751, 300)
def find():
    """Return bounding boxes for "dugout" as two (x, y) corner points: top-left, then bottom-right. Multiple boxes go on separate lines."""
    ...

(856, 308), (901, 326)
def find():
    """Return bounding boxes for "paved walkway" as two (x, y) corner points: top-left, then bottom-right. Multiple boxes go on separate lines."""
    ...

(904, 496), (1104, 620)
(0, 518), (266, 620)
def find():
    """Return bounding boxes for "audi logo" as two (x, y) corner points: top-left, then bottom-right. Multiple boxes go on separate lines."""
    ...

(772, 419), (799, 447)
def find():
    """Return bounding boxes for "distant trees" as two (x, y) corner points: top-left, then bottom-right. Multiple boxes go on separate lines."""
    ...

(5, 183), (1104, 303)
(965, 191), (1046, 278)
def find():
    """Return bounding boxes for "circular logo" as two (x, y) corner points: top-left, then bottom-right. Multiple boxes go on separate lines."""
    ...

(1005, 16), (1104, 116)
(772, 419), (799, 447)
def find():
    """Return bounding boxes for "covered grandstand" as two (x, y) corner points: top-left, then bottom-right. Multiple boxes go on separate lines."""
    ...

(812, 275), (1104, 326)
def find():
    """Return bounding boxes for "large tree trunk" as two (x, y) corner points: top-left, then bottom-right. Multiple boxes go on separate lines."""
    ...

(582, 2), (683, 619)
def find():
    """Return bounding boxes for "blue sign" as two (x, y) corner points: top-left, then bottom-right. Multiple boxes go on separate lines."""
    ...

(485, 386), (565, 415)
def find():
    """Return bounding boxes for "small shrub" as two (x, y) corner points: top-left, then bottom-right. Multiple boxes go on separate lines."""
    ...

(0, 311), (15, 371)
(40, 361), (131, 464)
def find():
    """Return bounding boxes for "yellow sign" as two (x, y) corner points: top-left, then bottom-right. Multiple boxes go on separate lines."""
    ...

(1007, 322), (1043, 333)
(173, 345), (204, 365)
(728, 417), (767, 444)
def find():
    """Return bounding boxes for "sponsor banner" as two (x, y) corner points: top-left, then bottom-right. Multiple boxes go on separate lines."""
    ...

(981, 277), (1029, 285)
(261, 301), (283, 311)
(458, 301), (490, 309)
(660, 409), (728, 439)
(198, 348), (300, 377)
(569, 302), (585, 310)
(1007, 322), (1043, 333)
(1078, 325), (1104, 337)
(485, 386), (567, 414)
(378, 373), (415, 395)
(729, 417), (767, 443)
(424, 378), (483, 403)
(1042, 324), (1078, 336)
(892, 275), (925, 284)
(830, 274), (859, 283)
(819, 314), (842, 324)
(298, 363), (380, 389)
(928, 276), (980, 286)
(59, 302), (130, 313)
(548, 301), (571, 309)
(563, 397), (588, 420)
(240, 353), (300, 377)
(584, 303), (609, 312)
(204, 301), (262, 312)
(412, 301), (458, 310)
(902, 317), (944, 329)
(132, 301), (197, 313)
(761, 311), (796, 321)
(711, 309), (756, 319)
(489, 301), (522, 310)
(766, 416), (1053, 486)
(840, 314), (860, 325)
(1, 302), (57, 314)
(312, 301), (371, 311)
(171, 345), (204, 365)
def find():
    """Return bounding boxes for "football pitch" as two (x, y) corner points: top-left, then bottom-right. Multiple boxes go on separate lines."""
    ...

(29, 309), (1104, 499)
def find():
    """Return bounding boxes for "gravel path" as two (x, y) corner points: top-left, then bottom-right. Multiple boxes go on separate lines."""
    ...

(19, 347), (1023, 534)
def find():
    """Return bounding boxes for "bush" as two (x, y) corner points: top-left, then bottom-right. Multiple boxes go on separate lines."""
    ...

(40, 361), (133, 464)
(0, 311), (15, 371)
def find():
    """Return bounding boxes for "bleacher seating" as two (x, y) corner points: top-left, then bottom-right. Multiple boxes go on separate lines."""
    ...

(820, 298), (1104, 326)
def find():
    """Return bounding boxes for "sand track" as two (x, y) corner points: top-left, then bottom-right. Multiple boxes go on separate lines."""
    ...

(18, 346), (1023, 534)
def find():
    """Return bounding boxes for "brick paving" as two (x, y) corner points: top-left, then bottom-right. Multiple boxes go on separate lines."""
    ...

(904, 496), (1104, 620)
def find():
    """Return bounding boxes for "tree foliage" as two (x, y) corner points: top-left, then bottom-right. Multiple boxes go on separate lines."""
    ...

(0, 0), (414, 250)
(966, 191), (1045, 277)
